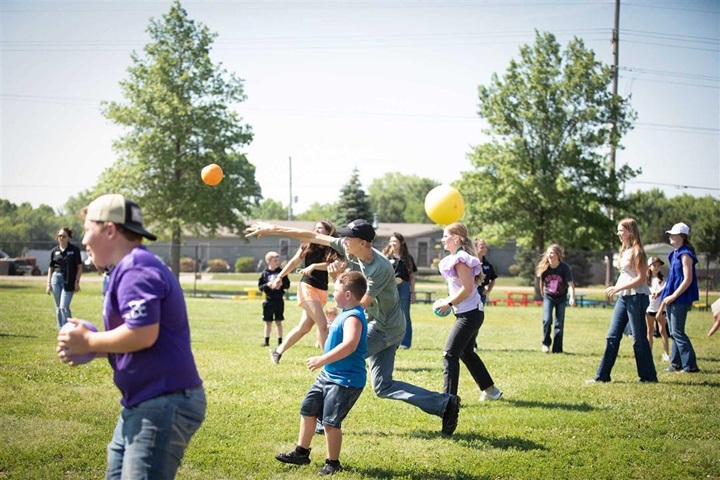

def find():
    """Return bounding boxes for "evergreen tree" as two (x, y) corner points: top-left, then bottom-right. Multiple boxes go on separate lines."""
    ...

(336, 168), (372, 225)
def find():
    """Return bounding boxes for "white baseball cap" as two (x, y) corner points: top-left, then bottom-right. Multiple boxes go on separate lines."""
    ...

(665, 222), (690, 236)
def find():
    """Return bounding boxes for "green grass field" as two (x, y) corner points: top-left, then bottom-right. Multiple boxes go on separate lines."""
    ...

(1, 278), (719, 479)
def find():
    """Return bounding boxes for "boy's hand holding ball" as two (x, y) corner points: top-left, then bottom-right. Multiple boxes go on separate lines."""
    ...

(57, 319), (98, 365)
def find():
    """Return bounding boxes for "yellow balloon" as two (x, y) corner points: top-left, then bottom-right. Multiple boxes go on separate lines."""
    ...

(424, 185), (464, 225)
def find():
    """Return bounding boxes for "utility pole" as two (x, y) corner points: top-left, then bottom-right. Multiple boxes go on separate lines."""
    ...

(288, 156), (293, 221)
(606, 0), (621, 286)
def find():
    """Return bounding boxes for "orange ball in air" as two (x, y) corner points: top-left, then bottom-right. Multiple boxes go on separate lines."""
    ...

(201, 164), (223, 186)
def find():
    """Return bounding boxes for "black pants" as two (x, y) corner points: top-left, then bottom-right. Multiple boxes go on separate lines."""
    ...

(443, 308), (494, 396)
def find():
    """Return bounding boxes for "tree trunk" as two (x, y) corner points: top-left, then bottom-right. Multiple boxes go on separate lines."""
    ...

(533, 231), (545, 301)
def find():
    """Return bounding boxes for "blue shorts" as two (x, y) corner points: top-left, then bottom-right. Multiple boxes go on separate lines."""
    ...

(300, 371), (363, 429)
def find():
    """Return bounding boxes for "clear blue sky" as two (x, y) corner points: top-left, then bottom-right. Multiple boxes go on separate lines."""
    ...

(1, 0), (718, 215)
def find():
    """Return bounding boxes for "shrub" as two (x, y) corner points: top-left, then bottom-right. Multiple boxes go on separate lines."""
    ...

(234, 256), (255, 273)
(207, 258), (230, 273)
(180, 257), (196, 273)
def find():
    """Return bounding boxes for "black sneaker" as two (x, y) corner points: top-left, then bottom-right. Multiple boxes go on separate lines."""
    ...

(275, 448), (311, 465)
(441, 394), (460, 436)
(270, 349), (282, 365)
(318, 459), (342, 476)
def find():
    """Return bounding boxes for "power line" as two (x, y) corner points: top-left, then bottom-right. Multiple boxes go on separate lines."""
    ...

(627, 180), (720, 192)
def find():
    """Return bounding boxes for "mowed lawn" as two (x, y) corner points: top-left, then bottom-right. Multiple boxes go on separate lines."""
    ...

(1, 278), (719, 479)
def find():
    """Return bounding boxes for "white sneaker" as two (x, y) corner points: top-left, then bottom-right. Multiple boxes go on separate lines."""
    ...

(480, 386), (503, 402)
(541, 345), (550, 353)
(662, 353), (670, 362)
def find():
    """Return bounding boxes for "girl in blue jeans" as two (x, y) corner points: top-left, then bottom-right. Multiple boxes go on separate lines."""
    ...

(590, 218), (657, 383)
(382, 232), (417, 349)
(658, 222), (700, 373)
(535, 244), (576, 353)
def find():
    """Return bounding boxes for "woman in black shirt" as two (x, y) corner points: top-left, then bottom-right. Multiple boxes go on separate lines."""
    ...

(47, 227), (82, 328)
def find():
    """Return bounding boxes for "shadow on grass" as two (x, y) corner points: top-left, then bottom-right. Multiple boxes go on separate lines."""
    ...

(347, 465), (494, 480)
(355, 428), (546, 453)
(0, 284), (35, 291)
(478, 347), (597, 358)
(0, 332), (39, 338)
(503, 398), (598, 412)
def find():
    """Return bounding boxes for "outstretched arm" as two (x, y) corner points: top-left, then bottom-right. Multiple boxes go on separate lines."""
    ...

(245, 222), (334, 246)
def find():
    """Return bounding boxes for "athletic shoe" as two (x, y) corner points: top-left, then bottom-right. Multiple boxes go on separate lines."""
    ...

(441, 394), (461, 436)
(681, 367), (700, 373)
(270, 349), (282, 365)
(318, 459), (342, 476)
(315, 419), (325, 435)
(585, 378), (609, 384)
(661, 354), (670, 362)
(667, 364), (681, 372)
(275, 448), (311, 465)
(480, 386), (503, 401)
(541, 345), (550, 353)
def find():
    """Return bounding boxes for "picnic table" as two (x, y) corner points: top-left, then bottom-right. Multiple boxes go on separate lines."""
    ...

(415, 290), (434, 304)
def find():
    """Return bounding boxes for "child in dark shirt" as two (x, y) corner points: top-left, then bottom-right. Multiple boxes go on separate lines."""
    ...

(259, 251), (290, 347)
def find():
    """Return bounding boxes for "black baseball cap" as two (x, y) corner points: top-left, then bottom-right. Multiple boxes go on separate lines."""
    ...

(337, 219), (375, 242)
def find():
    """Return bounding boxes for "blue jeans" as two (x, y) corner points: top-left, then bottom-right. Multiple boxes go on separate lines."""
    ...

(666, 303), (698, 371)
(51, 271), (74, 328)
(542, 294), (566, 353)
(398, 282), (413, 348)
(594, 295), (657, 382)
(443, 308), (494, 395)
(106, 387), (207, 480)
(365, 322), (450, 416)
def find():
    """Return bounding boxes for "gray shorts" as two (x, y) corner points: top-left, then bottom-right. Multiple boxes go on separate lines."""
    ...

(300, 371), (363, 429)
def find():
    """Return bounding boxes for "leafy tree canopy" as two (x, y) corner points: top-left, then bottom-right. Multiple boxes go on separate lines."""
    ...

(98, 1), (261, 274)
(250, 198), (288, 221)
(367, 173), (439, 223)
(458, 31), (638, 254)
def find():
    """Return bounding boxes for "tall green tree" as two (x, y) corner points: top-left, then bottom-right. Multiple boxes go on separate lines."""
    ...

(99, 1), (260, 275)
(0, 200), (59, 255)
(295, 202), (338, 222)
(368, 173), (438, 223)
(622, 189), (670, 244)
(336, 168), (372, 225)
(250, 198), (287, 220)
(458, 31), (637, 258)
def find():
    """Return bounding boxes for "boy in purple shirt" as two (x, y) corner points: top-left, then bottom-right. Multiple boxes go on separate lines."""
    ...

(57, 194), (205, 480)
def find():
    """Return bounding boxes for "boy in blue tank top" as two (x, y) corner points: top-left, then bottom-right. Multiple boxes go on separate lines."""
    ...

(275, 271), (368, 477)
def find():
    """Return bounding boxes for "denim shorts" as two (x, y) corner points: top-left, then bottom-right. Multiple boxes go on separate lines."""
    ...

(300, 372), (363, 429)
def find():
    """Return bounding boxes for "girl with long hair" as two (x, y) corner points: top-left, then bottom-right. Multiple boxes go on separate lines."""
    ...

(268, 220), (340, 364)
(535, 244), (576, 353)
(436, 223), (502, 402)
(589, 218), (657, 383)
(382, 232), (417, 349)
(645, 256), (670, 362)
